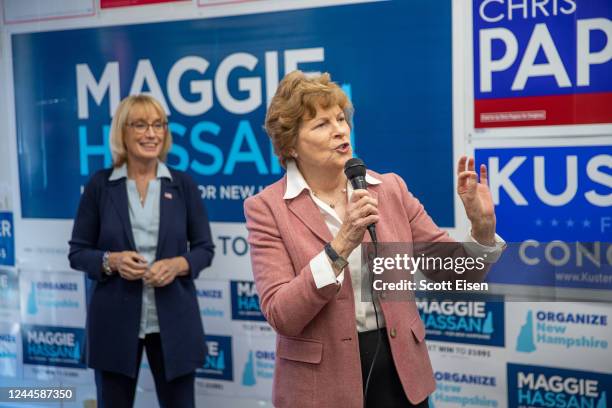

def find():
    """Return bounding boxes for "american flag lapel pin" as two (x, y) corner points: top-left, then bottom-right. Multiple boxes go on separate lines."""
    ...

(164, 192), (173, 200)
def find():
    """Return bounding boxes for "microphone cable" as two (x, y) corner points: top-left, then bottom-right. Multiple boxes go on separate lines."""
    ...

(363, 240), (381, 408)
(343, 157), (382, 407)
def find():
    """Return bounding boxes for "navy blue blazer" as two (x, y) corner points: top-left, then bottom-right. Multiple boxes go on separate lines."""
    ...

(68, 167), (214, 380)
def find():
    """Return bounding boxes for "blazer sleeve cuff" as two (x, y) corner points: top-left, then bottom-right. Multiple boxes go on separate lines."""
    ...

(464, 233), (506, 263)
(310, 250), (344, 289)
(85, 249), (107, 282)
(182, 251), (204, 280)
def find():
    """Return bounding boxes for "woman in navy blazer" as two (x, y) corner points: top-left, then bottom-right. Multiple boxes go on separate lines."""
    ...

(69, 95), (214, 408)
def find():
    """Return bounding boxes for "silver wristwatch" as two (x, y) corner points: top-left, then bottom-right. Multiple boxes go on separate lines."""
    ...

(324, 243), (348, 271)
(102, 251), (113, 276)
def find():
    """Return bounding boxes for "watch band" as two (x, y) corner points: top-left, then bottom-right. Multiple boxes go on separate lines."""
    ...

(102, 251), (113, 276)
(324, 243), (348, 271)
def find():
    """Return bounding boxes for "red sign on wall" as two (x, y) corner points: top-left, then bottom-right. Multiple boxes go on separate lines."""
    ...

(101, 0), (187, 8)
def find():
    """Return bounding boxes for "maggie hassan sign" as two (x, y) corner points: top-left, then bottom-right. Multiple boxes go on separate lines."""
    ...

(12, 0), (454, 225)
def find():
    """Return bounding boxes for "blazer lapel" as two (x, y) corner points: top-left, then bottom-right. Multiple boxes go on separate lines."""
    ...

(108, 180), (137, 250)
(285, 177), (381, 245)
(156, 178), (179, 260)
(287, 190), (333, 244)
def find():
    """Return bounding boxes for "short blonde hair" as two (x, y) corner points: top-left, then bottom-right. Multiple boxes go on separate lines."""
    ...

(110, 94), (172, 167)
(265, 71), (353, 168)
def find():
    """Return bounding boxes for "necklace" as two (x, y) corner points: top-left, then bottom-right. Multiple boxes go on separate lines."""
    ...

(312, 188), (347, 209)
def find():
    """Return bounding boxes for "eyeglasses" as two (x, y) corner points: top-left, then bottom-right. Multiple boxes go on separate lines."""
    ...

(127, 121), (168, 134)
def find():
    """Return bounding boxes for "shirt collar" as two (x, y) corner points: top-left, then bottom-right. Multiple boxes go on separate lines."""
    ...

(283, 159), (381, 200)
(109, 160), (173, 181)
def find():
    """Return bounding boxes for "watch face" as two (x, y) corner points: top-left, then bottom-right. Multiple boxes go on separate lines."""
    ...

(334, 258), (348, 270)
(103, 263), (112, 275)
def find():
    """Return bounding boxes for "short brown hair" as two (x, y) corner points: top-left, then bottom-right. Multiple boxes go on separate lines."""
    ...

(110, 94), (172, 167)
(265, 71), (353, 167)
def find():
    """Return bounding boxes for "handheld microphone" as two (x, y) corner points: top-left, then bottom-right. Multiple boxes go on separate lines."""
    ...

(344, 158), (377, 243)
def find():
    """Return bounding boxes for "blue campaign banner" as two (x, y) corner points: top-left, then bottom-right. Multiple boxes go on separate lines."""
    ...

(0, 212), (15, 266)
(486, 242), (612, 289)
(416, 293), (505, 347)
(230, 280), (265, 322)
(473, 0), (612, 127)
(21, 325), (86, 369)
(12, 0), (454, 225)
(507, 363), (610, 408)
(474, 0), (612, 99)
(197, 334), (233, 381)
(475, 146), (612, 242)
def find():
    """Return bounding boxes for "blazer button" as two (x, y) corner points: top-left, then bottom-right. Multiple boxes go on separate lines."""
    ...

(390, 328), (397, 338)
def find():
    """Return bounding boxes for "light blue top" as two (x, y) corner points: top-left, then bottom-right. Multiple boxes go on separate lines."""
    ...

(109, 161), (172, 339)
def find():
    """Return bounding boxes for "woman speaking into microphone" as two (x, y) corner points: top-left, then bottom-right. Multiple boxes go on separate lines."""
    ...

(244, 71), (504, 407)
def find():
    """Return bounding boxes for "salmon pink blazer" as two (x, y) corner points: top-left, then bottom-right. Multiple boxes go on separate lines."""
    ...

(244, 171), (489, 407)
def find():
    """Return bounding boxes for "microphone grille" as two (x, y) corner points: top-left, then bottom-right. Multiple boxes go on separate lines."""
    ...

(344, 158), (366, 179)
